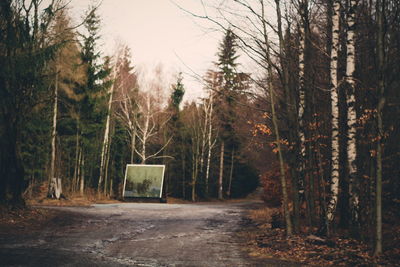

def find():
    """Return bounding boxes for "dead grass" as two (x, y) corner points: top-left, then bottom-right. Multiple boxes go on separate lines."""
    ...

(24, 182), (122, 207)
(249, 207), (278, 222)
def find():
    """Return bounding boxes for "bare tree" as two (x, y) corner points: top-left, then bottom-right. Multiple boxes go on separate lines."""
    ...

(130, 92), (172, 164)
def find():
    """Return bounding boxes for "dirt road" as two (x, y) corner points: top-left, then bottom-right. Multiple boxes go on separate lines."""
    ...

(0, 201), (298, 266)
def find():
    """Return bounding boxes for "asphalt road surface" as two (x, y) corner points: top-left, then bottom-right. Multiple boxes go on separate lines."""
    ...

(0, 201), (298, 267)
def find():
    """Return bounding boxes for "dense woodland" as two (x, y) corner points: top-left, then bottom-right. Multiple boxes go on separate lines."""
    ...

(1, 0), (399, 256)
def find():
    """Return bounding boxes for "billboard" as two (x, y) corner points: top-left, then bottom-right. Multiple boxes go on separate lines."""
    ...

(123, 164), (165, 198)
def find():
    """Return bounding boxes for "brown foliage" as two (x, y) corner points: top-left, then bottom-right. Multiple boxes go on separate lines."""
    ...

(260, 167), (282, 208)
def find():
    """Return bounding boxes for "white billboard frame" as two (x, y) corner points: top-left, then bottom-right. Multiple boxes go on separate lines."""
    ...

(122, 164), (166, 198)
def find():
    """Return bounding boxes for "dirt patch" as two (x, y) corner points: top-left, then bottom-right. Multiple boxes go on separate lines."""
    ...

(241, 206), (399, 266)
(0, 206), (59, 232)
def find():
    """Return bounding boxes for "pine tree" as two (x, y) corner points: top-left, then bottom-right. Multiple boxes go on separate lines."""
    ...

(0, 1), (61, 205)
(78, 7), (111, 193)
(165, 73), (185, 197)
(215, 29), (244, 199)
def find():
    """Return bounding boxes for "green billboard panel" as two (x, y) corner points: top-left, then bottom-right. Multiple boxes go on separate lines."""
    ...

(123, 164), (165, 198)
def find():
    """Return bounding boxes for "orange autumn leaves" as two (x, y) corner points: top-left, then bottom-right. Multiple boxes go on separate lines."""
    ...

(248, 112), (288, 154)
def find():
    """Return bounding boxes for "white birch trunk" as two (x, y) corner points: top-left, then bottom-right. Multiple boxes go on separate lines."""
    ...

(191, 139), (199, 202)
(48, 65), (61, 199)
(297, 0), (308, 197)
(218, 142), (224, 200)
(127, 93), (171, 164)
(104, 132), (112, 195)
(80, 153), (85, 196)
(199, 102), (208, 177)
(205, 91), (215, 196)
(182, 152), (186, 199)
(327, 0), (341, 223)
(227, 149), (234, 197)
(345, 0), (359, 227)
(98, 56), (119, 194)
(72, 126), (80, 192)
(140, 97), (151, 164)
(76, 147), (82, 194)
(130, 123), (136, 164)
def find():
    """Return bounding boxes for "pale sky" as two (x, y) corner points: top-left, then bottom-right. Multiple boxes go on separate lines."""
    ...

(67, 0), (223, 102)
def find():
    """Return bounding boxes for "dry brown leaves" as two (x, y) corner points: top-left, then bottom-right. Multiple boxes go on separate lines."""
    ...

(244, 208), (399, 266)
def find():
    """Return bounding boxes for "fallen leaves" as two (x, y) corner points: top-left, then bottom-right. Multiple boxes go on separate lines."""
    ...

(242, 207), (399, 266)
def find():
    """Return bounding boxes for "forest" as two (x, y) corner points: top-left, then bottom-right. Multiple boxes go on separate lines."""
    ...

(0, 0), (399, 259)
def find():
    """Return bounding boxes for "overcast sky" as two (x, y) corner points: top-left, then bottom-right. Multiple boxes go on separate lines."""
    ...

(67, 0), (223, 102)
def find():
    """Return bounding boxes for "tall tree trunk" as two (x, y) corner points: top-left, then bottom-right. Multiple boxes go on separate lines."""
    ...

(227, 148), (234, 198)
(327, 0), (341, 231)
(374, 0), (385, 255)
(48, 64), (61, 199)
(191, 155), (198, 202)
(265, 0), (293, 236)
(218, 142), (225, 200)
(269, 63), (293, 237)
(297, 0), (308, 204)
(76, 148), (81, 193)
(72, 121), (80, 192)
(130, 126), (136, 164)
(98, 61), (118, 195)
(140, 100), (151, 164)
(104, 132), (112, 196)
(80, 153), (85, 196)
(192, 129), (200, 202)
(345, 0), (359, 232)
(182, 150), (186, 199)
(205, 92), (214, 197)
(275, 0), (299, 233)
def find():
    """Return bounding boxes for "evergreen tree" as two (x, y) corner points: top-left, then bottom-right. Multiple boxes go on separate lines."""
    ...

(218, 29), (240, 93)
(78, 7), (111, 191)
(165, 73), (185, 197)
(0, 1), (61, 205)
(214, 29), (248, 199)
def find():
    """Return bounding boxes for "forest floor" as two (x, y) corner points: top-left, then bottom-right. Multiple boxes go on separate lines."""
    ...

(243, 205), (400, 266)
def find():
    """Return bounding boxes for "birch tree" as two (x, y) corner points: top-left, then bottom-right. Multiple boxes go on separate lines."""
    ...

(188, 104), (202, 201)
(296, 0), (309, 204)
(116, 89), (138, 164)
(326, 0), (341, 230)
(218, 141), (225, 200)
(201, 70), (219, 197)
(345, 0), (360, 230)
(204, 89), (217, 196)
(98, 47), (125, 195)
(134, 92), (172, 164)
(48, 60), (61, 199)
